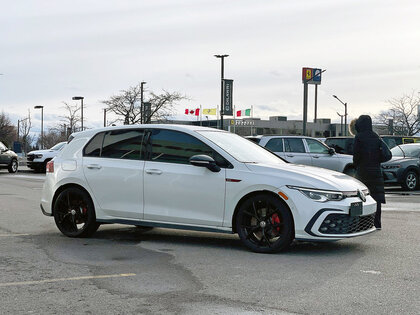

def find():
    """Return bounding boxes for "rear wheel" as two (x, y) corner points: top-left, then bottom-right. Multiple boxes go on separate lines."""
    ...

(401, 171), (418, 191)
(53, 187), (100, 237)
(236, 194), (294, 253)
(8, 159), (18, 173)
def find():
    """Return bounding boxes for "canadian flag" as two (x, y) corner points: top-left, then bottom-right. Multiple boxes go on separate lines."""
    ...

(185, 108), (200, 116)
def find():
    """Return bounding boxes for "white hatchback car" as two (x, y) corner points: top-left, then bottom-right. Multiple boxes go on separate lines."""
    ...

(41, 125), (376, 253)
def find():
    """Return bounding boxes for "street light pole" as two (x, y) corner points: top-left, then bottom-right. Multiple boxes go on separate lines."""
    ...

(34, 106), (44, 149)
(140, 81), (146, 124)
(333, 95), (348, 136)
(337, 112), (345, 136)
(214, 54), (229, 130)
(72, 96), (84, 130)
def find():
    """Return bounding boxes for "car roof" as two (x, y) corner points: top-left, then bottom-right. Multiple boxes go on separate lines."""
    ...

(70, 124), (225, 139)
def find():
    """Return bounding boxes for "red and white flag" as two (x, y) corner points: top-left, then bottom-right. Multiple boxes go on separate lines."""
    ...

(185, 108), (200, 116)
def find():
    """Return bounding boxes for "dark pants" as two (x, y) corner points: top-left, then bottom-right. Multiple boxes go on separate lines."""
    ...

(374, 202), (381, 228)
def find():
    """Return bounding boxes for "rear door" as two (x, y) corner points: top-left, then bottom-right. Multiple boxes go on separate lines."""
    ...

(283, 137), (311, 165)
(83, 129), (145, 219)
(264, 138), (285, 159)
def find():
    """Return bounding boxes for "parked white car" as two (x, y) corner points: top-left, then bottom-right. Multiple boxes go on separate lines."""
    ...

(248, 135), (355, 176)
(41, 125), (376, 253)
(27, 142), (67, 172)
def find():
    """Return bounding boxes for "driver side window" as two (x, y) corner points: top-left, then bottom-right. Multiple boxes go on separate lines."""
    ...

(306, 139), (329, 154)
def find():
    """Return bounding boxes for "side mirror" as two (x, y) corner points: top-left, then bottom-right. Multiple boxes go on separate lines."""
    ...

(189, 155), (221, 173)
(328, 148), (335, 155)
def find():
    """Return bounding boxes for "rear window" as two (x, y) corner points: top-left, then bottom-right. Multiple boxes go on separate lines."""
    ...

(265, 138), (284, 152)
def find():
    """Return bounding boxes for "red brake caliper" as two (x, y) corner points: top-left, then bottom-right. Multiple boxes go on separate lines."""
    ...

(271, 213), (281, 235)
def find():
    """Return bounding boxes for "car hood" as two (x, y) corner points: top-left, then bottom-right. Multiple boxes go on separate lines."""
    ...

(27, 149), (56, 155)
(245, 162), (367, 192)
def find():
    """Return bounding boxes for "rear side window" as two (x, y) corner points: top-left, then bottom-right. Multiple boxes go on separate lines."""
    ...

(147, 129), (229, 167)
(284, 138), (305, 153)
(84, 132), (105, 157)
(102, 129), (145, 160)
(265, 138), (283, 152)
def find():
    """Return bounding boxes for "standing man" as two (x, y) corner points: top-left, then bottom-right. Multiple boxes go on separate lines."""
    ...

(353, 115), (392, 229)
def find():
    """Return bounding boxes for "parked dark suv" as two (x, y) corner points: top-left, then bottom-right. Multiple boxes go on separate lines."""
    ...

(0, 141), (18, 173)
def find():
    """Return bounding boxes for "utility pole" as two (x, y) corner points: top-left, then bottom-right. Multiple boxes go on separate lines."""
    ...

(214, 55), (229, 130)
(333, 95), (348, 136)
(140, 81), (146, 124)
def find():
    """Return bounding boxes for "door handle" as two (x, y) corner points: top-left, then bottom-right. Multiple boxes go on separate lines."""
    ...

(145, 169), (162, 175)
(286, 154), (294, 158)
(313, 155), (319, 158)
(86, 164), (102, 169)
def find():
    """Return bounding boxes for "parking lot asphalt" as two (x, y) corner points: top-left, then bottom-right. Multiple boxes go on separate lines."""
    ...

(0, 172), (419, 314)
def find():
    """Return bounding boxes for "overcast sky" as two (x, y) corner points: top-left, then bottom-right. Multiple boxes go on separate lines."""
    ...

(1, 0), (419, 134)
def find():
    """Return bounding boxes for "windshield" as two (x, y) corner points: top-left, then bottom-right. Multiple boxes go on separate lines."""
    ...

(198, 131), (285, 164)
(50, 142), (66, 151)
(391, 145), (420, 158)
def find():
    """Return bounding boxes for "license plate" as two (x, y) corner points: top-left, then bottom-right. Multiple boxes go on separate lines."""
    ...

(350, 202), (363, 216)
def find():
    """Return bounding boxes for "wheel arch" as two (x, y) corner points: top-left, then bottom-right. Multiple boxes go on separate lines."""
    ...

(231, 190), (295, 234)
(51, 183), (95, 215)
(343, 163), (355, 173)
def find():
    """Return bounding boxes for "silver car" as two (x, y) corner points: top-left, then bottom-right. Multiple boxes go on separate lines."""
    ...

(248, 135), (356, 175)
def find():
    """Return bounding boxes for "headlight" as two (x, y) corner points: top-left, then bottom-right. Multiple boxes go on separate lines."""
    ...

(34, 154), (43, 159)
(287, 186), (344, 202)
(382, 164), (400, 169)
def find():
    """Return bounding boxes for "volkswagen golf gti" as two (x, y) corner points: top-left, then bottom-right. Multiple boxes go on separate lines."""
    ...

(40, 125), (377, 253)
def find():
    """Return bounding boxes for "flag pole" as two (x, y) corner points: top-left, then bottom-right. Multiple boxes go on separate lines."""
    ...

(233, 105), (236, 134)
(200, 105), (202, 126)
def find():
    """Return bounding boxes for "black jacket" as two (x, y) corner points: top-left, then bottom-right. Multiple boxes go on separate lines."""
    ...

(353, 115), (391, 203)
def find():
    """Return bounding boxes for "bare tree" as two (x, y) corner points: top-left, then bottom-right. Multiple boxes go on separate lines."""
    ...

(59, 102), (81, 133)
(102, 83), (186, 125)
(376, 91), (420, 136)
(20, 110), (32, 153)
(0, 112), (16, 146)
(37, 128), (67, 149)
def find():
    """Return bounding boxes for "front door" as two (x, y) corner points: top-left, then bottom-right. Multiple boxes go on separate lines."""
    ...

(143, 129), (226, 226)
(306, 138), (342, 171)
(83, 129), (145, 219)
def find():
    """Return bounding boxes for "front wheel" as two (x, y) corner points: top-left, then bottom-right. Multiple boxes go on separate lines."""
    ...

(53, 187), (100, 237)
(8, 159), (18, 173)
(236, 194), (294, 253)
(401, 171), (418, 191)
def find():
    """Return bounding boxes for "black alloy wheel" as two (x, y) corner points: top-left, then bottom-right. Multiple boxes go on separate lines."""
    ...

(8, 159), (18, 173)
(53, 187), (100, 237)
(236, 194), (294, 253)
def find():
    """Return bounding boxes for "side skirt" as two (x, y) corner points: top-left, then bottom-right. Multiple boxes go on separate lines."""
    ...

(96, 218), (234, 234)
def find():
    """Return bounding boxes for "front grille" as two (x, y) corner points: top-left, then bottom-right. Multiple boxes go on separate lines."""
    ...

(319, 213), (375, 234)
(27, 154), (35, 161)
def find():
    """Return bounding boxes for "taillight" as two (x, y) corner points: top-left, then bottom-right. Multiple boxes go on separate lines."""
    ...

(46, 160), (54, 173)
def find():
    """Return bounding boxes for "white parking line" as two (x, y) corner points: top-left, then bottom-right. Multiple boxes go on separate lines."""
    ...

(0, 273), (136, 287)
(0, 234), (30, 237)
(3, 175), (45, 180)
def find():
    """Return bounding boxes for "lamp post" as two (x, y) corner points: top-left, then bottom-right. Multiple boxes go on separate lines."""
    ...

(337, 112), (345, 136)
(72, 96), (84, 130)
(34, 106), (44, 149)
(214, 54), (229, 130)
(333, 95), (348, 136)
(140, 81), (146, 124)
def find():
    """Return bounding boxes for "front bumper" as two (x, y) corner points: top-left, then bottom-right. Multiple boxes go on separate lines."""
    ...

(27, 161), (44, 169)
(279, 187), (377, 241)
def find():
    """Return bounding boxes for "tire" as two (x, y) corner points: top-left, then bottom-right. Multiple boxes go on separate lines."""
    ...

(401, 171), (418, 191)
(8, 159), (18, 173)
(344, 166), (356, 177)
(236, 193), (294, 253)
(53, 187), (100, 237)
